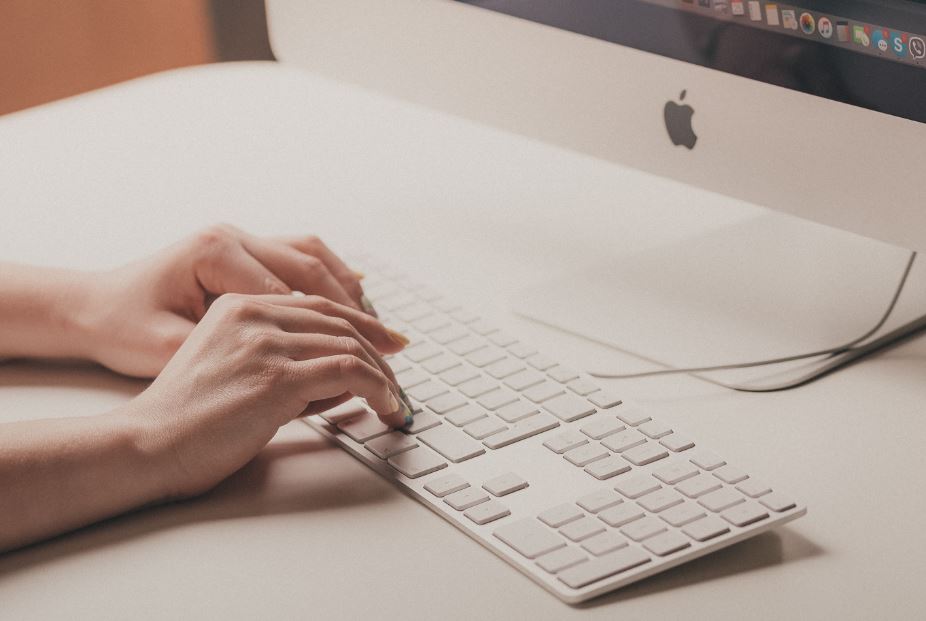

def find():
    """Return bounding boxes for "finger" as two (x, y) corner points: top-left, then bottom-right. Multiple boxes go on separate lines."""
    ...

(268, 306), (400, 388)
(194, 233), (290, 296)
(255, 294), (408, 354)
(282, 332), (383, 380)
(238, 236), (360, 311)
(299, 393), (352, 418)
(276, 235), (365, 306)
(287, 356), (410, 427)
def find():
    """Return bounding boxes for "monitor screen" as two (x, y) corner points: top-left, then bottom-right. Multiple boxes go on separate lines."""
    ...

(456, 0), (926, 123)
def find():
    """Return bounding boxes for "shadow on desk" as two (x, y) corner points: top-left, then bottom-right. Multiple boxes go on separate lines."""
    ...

(0, 363), (394, 578)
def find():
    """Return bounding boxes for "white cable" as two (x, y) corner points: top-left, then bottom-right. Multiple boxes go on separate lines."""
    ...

(588, 251), (917, 392)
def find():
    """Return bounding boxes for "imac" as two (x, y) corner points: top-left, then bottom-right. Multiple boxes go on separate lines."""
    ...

(267, 0), (926, 389)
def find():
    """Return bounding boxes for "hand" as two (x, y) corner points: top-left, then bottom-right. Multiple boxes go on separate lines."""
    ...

(128, 293), (412, 500)
(75, 224), (383, 377)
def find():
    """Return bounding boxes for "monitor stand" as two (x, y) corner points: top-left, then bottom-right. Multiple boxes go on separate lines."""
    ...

(512, 213), (926, 390)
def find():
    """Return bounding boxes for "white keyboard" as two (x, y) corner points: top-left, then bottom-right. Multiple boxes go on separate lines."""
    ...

(303, 256), (807, 604)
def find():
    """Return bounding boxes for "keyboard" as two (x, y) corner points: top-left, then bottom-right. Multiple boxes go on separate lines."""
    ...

(302, 255), (807, 604)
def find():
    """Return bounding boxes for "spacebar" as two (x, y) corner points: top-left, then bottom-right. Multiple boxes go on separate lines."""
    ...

(483, 414), (559, 449)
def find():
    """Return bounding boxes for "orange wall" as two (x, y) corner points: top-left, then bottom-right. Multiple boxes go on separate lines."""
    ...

(0, 1), (215, 115)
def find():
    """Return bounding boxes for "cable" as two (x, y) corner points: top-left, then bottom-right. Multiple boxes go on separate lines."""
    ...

(588, 251), (917, 391)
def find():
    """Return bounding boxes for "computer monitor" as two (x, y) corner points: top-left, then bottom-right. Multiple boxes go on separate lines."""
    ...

(266, 1), (926, 388)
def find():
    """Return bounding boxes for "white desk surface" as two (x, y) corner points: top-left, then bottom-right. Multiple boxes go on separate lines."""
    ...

(0, 62), (924, 620)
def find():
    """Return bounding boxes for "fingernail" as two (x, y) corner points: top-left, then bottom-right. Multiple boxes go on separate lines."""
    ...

(399, 387), (415, 413)
(352, 270), (366, 280)
(360, 294), (379, 317)
(388, 392), (400, 413)
(387, 328), (410, 348)
(401, 402), (414, 428)
(291, 290), (306, 297)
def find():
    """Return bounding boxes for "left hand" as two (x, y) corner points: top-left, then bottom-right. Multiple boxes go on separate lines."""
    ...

(71, 224), (382, 377)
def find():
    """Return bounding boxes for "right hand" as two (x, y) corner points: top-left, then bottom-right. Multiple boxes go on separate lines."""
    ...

(127, 293), (411, 500)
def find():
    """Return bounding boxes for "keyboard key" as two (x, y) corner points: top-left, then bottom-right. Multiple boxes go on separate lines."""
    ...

(660, 502), (706, 527)
(543, 430), (588, 454)
(584, 456), (632, 480)
(615, 475), (661, 499)
(477, 388), (519, 411)
(560, 517), (606, 542)
(638, 420), (672, 439)
(536, 547), (588, 574)
(444, 487), (490, 511)
(689, 450), (726, 471)
(543, 393), (595, 421)
(598, 503), (645, 528)
(713, 464), (749, 484)
(494, 518), (566, 559)
(469, 319), (498, 336)
(383, 356), (412, 375)
(338, 412), (391, 443)
(526, 353), (557, 371)
(419, 425), (486, 463)
(507, 342), (538, 359)
(653, 461), (700, 485)
(445, 404), (487, 427)
(365, 432), (418, 459)
(660, 433), (695, 452)
(421, 353), (461, 375)
(426, 392), (468, 415)
(581, 531), (628, 556)
(567, 378), (600, 396)
(387, 447), (447, 479)
(483, 413), (559, 449)
(395, 303), (432, 323)
(637, 488), (684, 513)
(430, 324), (470, 345)
(483, 473), (529, 497)
(524, 381), (567, 404)
(621, 517), (667, 542)
(589, 391), (622, 409)
(643, 531), (691, 556)
(463, 417), (508, 440)
(404, 342), (442, 363)
(699, 488), (746, 512)
(319, 400), (366, 425)
(488, 331), (518, 347)
(760, 492), (797, 512)
(601, 429), (647, 452)
(412, 314), (451, 333)
(395, 367), (430, 388)
(736, 479), (772, 498)
(548, 365), (580, 383)
(576, 490), (623, 513)
(677, 474), (723, 499)
(449, 335), (488, 356)
(485, 358), (524, 379)
(425, 474), (469, 498)
(616, 407), (651, 426)
(622, 442), (669, 466)
(497, 400), (540, 423)
(557, 547), (650, 589)
(682, 516), (730, 542)
(449, 308), (478, 323)
(465, 500), (511, 525)
(503, 369), (546, 391)
(458, 376), (499, 398)
(485, 358), (525, 379)
(721, 502), (769, 527)
(580, 416), (626, 440)
(466, 347), (507, 368)
(404, 411), (442, 434)
(564, 443), (609, 467)
(406, 380), (448, 403)
(539, 504), (585, 528)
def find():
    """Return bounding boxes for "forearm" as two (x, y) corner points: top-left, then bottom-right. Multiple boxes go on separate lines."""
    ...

(0, 263), (95, 360)
(0, 407), (169, 552)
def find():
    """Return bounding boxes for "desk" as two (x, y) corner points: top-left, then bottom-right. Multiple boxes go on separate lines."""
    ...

(0, 62), (923, 620)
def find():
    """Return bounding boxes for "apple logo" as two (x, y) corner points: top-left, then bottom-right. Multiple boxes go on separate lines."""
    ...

(664, 90), (697, 150)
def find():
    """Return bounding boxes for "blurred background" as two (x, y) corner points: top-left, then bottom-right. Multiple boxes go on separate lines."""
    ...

(0, 0), (274, 116)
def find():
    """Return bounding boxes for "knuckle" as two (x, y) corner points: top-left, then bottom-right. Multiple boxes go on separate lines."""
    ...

(339, 336), (365, 358)
(305, 295), (333, 313)
(214, 293), (259, 322)
(299, 255), (325, 276)
(193, 224), (235, 252)
(332, 316), (356, 336)
(336, 354), (366, 378)
(302, 234), (322, 249)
